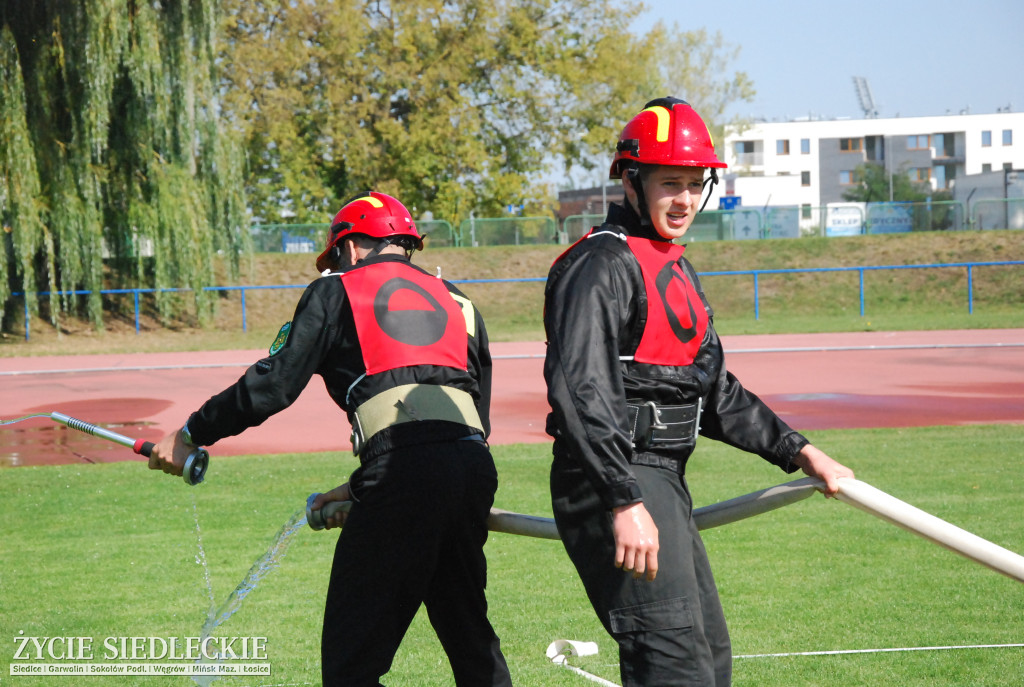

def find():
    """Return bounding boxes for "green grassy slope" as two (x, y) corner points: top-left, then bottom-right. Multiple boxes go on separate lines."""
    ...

(3, 230), (1022, 356)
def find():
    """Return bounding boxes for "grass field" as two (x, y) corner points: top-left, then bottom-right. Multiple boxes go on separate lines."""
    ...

(2, 229), (1022, 684)
(2, 425), (1022, 686)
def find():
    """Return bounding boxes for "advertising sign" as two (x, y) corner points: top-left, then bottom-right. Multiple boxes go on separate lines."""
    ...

(867, 203), (913, 234)
(826, 203), (865, 237)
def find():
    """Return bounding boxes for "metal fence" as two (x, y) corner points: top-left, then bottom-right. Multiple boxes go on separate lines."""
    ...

(11, 260), (1023, 340)
(251, 224), (323, 253)
(972, 198), (1024, 231)
(418, 220), (458, 247)
(562, 214), (606, 243)
(561, 198), (1014, 240)
(457, 217), (559, 246)
(250, 220), (459, 251)
(703, 260), (1023, 320)
(683, 201), (971, 241)
(248, 198), (1022, 252)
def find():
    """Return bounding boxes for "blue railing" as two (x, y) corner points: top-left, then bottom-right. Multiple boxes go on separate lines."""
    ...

(702, 260), (1024, 320)
(10, 261), (1023, 340)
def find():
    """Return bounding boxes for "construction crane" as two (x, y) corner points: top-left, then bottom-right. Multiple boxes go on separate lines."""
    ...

(853, 76), (879, 118)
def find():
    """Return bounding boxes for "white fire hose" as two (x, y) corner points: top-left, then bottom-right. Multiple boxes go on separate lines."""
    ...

(309, 476), (1024, 583)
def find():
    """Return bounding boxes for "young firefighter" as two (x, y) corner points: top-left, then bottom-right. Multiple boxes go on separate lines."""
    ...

(543, 97), (855, 686)
(151, 192), (513, 686)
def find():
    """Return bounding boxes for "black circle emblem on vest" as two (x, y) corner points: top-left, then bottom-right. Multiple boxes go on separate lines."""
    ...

(373, 277), (449, 346)
(655, 262), (698, 344)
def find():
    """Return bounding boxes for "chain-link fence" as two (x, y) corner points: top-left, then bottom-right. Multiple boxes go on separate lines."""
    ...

(561, 214), (605, 243)
(972, 198), (1024, 230)
(418, 220), (458, 247)
(251, 224), (326, 253)
(457, 217), (559, 246)
(248, 198), (1022, 254)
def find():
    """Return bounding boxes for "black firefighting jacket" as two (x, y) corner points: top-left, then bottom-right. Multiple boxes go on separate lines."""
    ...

(185, 254), (491, 459)
(544, 202), (807, 511)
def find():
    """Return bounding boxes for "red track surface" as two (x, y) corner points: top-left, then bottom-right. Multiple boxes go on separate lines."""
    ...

(2, 329), (1023, 467)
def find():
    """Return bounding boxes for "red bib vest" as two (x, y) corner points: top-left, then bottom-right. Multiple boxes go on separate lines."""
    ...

(340, 262), (468, 375)
(625, 237), (708, 366)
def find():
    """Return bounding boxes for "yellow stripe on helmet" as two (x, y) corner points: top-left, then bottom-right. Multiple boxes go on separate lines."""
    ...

(643, 106), (671, 142)
(354, 195), (385, 208)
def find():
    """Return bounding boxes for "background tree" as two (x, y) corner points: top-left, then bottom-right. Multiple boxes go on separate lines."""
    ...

(842, 162), (949, 203)
(0, 0), (248, 331)
(653, 25), (756, 159)
(843, 162), (955, 231)
(2, 0), (763, 333)
(221, 0), (664, 225)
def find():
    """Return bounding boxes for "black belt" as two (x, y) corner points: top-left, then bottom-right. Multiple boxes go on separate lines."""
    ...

(629, 452), (686, 473)
(626, 400), (701, 451)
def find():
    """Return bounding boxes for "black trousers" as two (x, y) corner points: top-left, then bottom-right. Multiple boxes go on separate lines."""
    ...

(552, 457), (731, 686)
(321, 439), (512, 686)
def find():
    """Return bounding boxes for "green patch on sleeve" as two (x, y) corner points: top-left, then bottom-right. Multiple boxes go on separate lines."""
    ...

(269, 321), (292, 355)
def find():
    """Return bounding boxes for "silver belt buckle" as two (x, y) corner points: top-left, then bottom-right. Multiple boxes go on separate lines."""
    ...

(644, 400), (667, 446)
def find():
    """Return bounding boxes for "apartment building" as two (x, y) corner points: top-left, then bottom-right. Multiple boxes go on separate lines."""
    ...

(721, 111), (1024, 209)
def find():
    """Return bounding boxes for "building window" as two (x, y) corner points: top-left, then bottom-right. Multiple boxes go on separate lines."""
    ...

(982, 163), (992, 173)
(801, 139), (810, 154)
(840, 138), (862, 152)
(933, 166), (947, 189)
(735, 141), (755, 154)
(1006, 162), (1014, 171)
(982, 130), (992, 147)
(801, 171), (811, 186)
(839, 170), (858, 185)
(1004, 129), (1013, 145)
(801, 204), (812, 219)
(777, 139), (790, 155)
(907, 134), (930, 150)
(909, 168), (931, 182)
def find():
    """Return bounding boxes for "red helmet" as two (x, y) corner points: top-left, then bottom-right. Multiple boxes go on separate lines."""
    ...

(316, 192), (422, 272)
(609, 97), (727, 179)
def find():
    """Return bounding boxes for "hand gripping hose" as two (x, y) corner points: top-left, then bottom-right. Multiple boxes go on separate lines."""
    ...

(1, 411), (209, 485)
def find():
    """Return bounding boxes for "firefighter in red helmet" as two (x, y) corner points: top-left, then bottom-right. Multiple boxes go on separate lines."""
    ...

(544, 98), (854, 686)
(152, 191), (512, 686)
(314, 191), (424, 273)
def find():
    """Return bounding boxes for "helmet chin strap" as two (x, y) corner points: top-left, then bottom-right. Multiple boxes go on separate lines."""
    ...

(699, 169), (720, 213)
(626, 165), (653, 227)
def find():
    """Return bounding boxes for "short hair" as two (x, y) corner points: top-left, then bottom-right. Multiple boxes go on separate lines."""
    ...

(345, 232), (420, 254)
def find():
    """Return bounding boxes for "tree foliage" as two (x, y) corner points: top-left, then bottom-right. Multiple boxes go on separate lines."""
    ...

(842, 163), (950, 203)
(651, 25), (756, 157)
(1, 0), (761, 332)
(0, 0), (248, 330)
(221, 0), (664, 224)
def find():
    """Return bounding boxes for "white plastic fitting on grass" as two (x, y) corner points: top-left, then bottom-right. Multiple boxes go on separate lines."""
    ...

(546, 640), (618, 687)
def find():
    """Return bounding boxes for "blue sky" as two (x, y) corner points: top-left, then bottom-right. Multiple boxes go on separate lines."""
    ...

(632, 0), (1024, 122)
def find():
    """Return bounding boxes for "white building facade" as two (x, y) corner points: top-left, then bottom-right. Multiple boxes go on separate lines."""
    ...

(721, 111), (1024, 209)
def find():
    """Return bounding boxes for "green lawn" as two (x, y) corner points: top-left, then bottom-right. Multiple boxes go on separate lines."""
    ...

(2, 425), (1022, 686)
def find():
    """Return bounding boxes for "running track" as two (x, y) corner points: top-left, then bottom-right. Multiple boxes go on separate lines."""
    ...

(2, 329), (1023, 467)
